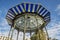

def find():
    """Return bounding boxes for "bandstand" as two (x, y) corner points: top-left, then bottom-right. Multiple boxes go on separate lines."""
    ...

(6, 3), (50, 40)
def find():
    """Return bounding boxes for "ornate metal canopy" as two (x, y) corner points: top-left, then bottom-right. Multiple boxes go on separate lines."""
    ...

(6, 3), (50, 32)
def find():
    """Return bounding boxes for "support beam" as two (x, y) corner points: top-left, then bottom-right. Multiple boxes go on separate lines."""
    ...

(8, 26), (12, 40)
(30, 31), (32, 37)
(10, 27), (14, 40)
(45, 27), (49, 40)
(16, 30), (19, 40)
(23, 32), (25, 40)
(10, 23), (16, 40)
(23, 15), (27, 40)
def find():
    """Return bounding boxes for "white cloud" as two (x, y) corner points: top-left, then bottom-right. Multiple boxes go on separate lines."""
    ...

(0, 18), (10, 30)
(0, 18), (8, 26)
(47, 22), (60, 40)
(55, 4), (60, 15)
(0, 18), (10, 37)
(48, 5), (60, 40)
(0, 10), (2, 16)
(55, 4), (60, 11)
(0, 10), (2, 13)
(0, 30), (9, 37)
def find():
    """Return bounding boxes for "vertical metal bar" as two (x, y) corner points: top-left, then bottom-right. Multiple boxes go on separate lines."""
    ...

(10, 27), (14, 40)
(26, 14), (32, 40)
(23, 32), (25, 40)
(23, 14), (27, 40)
(8, 27), (12, 40)
(45, 27), (49, 40)
(16, 30), (19, 40)
(10, 23), (16, 40)
(23, 26), (26, 40)
(39, 30), (41, 40)
(29, 15), (32, 38)
(30, 30), (32, 40)
(30, 31), (32, 37)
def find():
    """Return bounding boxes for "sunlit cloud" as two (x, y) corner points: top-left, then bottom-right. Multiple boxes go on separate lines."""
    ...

(0, 18), (10, 37)
(47, 4), (60, 40)
(47, 22), (60, 40)
(0, 10), (1, 12)
(55, 4), (60, 11)
(55, 4), (60, 15)
(0, 10), (2, 16)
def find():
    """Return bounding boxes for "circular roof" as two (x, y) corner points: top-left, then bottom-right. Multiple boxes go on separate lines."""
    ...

(6, 3), (50, 32)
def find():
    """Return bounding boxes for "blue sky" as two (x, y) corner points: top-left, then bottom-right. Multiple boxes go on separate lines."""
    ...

(0, 0), (60, 40)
